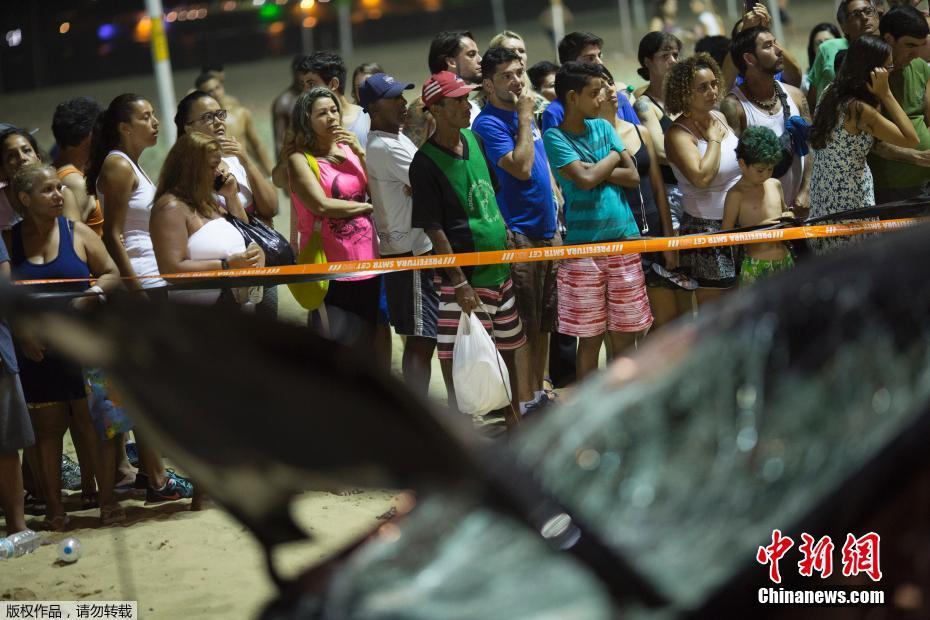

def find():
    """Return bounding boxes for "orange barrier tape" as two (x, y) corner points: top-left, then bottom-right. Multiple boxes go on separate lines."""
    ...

(14, 217), (924, 287)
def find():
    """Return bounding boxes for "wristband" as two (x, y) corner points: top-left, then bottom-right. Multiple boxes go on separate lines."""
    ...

(452, 280), (470, 289)
(88, 285), (106, 302)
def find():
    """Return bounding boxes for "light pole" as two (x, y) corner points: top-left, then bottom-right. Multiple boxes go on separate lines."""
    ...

(144, 0), (177, 145)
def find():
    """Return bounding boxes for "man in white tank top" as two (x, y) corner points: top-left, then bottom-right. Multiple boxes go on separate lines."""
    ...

(721, 26), (812, 214)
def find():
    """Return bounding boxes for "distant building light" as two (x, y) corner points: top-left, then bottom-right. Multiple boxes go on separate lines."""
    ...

(5, 29), (22, 47)
(166, 11), (178, 22)
(59, 22), (71, 35)
(223, 1), (236, 10)
(197, 8), (209, 18)
(258, 3), (282, 20)
(300, 0), (315, 8)
(97, 23), (117, 41)
(276, 0), (288, 4)
(252, 0), (264, 6)
(302, 16), (317, 27)
(178, 10), (188, 21)
(134, 16), (152, 42)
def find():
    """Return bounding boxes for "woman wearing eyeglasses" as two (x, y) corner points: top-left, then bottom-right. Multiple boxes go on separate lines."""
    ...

(175, 91), (278, 225)
(175, 90), (279, 315)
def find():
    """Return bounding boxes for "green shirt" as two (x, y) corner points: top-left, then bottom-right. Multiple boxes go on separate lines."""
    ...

(411, 129), (510, 287)
(808, 38), (849, 104)
(868, 59), (930, 189)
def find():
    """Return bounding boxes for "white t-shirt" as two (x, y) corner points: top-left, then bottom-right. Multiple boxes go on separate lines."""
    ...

(469, 100), (482, 126)
(699, 11), (724, 37)
(346, 109), (371, 150)
(365, 130), (432, 256)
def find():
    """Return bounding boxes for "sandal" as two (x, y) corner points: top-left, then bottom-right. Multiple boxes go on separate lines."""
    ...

(24, 491), (46, 516)
(100, 504), (126, 525)
(81, 493), (99, 510)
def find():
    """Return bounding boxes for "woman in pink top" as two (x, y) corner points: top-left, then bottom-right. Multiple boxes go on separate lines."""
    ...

(286, 87), (379, 333)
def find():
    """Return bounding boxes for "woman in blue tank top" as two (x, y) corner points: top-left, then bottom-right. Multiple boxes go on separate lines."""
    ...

(9, 163), (121, 529)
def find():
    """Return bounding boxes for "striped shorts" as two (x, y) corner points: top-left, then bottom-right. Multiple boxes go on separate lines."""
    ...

(436, 278), (526, 360)
(557, 255), (653, 338)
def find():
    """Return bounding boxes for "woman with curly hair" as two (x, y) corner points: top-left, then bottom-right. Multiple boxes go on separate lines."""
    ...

(808, 35), (917, 255)
(665, 53), (741, 305)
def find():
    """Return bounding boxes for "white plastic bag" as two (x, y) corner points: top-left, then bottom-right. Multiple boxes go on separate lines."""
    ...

(452, 311), (512, 416)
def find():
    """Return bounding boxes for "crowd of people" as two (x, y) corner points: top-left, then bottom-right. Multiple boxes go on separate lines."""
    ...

(2, 0), (930, 538)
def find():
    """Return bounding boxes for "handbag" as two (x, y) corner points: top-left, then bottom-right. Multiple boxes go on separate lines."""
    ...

(225, 213), (296, 267)
(772, 83), (810, 179)
(287, 153), (329, 311)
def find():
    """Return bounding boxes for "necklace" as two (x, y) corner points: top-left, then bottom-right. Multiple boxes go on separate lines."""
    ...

(744, 84), (779, 113)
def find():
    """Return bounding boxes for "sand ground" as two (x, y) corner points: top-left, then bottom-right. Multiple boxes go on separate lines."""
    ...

(1, 2), (834, 617)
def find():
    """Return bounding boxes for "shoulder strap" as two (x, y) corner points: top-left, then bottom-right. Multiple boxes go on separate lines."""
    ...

(303, 152), (322, 183)
(775, 82), (791, 122)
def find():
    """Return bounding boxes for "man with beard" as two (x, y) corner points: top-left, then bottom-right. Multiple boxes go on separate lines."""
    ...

(361, 73), (439, 397)
(472, 47), (559, 416)
(410, 71), (526, 428)
(427, 31), (484, 125)
(721, 27), (812, 212)
(402, 32), (483, 179)
(807, 0), (880, 110)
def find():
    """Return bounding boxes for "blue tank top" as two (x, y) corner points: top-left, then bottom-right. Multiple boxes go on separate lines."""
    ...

(12, 217), (91, 292)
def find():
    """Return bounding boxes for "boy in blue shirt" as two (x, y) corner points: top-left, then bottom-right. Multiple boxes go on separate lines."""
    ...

(543, 62), (653, 380)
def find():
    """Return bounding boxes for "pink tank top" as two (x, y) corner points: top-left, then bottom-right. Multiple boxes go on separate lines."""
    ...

(292, 144), (378, 281)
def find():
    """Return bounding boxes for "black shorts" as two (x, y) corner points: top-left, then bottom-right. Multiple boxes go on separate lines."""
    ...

(15, 348), (87, 407)
(383, 257), (439, 339)
(309, 276), (381, 337)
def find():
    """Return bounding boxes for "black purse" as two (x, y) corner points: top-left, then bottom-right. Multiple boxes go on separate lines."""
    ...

(224, 214), (296, 267)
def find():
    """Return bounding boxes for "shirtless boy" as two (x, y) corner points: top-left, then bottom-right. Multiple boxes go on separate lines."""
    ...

(722, 126), (795, 286)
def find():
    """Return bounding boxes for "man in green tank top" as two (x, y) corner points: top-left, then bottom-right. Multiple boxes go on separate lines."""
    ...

(411, 71), (526, 428)
(868, 5), (930, 203)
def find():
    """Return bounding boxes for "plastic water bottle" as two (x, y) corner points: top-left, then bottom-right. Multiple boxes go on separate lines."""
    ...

(0, 529), (40, 560)
(57, 537), (82, 563)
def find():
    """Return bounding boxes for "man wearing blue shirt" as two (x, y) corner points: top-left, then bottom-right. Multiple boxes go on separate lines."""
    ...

(473, 46), (559, 415)
(541, 32), (641, 133)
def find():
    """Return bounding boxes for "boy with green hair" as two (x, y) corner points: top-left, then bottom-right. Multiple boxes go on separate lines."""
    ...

(722, 126), (795, 286)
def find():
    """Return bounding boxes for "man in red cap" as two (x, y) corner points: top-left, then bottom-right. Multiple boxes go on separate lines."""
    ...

(410, 71), (526, 429)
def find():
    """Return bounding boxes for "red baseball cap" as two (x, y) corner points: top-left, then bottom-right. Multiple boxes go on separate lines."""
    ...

(421, 71), (478, 107)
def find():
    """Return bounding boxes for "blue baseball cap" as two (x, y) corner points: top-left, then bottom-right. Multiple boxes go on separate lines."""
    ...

(358, 73), (414, 112)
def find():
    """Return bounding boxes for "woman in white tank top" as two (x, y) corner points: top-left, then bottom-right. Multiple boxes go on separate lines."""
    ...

(85, 94), (165, 291)
(665, 54), (742, 306)
(150, 132), (265, 307)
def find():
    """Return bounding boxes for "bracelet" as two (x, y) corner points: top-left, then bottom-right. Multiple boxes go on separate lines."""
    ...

(452, 280), (470, 289)
(709, 139), (722, 144)
(88, 285), (106, 303)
